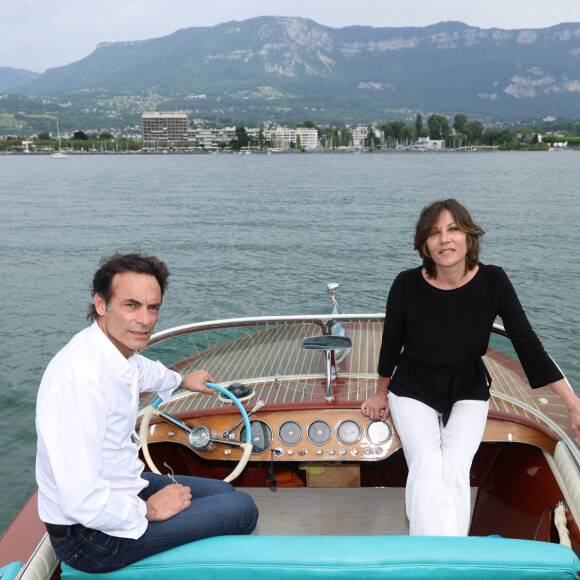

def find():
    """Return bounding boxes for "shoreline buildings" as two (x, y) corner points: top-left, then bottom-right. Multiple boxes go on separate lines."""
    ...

(142, 112), (319, 150)
(141, 112), (445, 151)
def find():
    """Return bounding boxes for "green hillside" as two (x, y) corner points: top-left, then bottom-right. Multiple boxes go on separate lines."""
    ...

(1, 17), (579, 134)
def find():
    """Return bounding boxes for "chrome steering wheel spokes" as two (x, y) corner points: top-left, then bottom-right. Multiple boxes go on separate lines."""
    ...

(139, 382), (253, 483)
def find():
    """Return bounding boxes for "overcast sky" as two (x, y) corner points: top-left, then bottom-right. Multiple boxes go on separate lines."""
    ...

(2, 0), (580, 73)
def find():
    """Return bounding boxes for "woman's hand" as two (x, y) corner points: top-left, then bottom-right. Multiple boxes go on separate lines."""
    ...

(569, 407), (580, 443)
(361, 392), (390, 421)
(549, 379), (580, 443)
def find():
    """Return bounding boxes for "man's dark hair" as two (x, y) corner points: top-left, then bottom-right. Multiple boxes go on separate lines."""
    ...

(87, 253), (170, 321)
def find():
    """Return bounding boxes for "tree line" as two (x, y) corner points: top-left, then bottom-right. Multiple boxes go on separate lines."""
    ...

(294, 115), (579, 150)
(343, 114), (579, 150)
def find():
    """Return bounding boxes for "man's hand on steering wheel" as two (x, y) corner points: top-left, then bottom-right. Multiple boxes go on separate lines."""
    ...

(139, 379), (253, 483)
(182, 370), (217, 395)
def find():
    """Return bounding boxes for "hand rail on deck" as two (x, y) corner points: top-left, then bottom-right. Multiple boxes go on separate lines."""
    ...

(152, 317), (509, 343)
(490, 389), (580, 465)
(149, 313), (385, 343)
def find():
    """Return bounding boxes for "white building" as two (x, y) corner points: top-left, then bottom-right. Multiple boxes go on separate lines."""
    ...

(188, 127), (236, 149)
(352, 126), (382, 149)
(262, 127), (318, 150)
(295, 128), (318, 151)
(411, 137), (444, 151)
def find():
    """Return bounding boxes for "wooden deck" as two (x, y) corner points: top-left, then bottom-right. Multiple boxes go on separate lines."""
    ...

(140, 319), (570, 443)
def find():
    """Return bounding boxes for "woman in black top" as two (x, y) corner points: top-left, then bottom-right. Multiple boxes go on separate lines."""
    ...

(361, 199), (580, 536)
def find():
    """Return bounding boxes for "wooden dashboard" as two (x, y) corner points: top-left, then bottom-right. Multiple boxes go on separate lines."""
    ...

(143, 407), (558, 464)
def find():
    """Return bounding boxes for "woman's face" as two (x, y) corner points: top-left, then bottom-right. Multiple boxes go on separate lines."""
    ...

(425, 209), (468, 273)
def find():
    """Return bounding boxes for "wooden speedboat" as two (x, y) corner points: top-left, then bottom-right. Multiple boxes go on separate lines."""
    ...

(2, 284), (579, 579)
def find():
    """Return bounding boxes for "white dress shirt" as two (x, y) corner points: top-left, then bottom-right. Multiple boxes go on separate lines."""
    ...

(36, 322), (180, 539)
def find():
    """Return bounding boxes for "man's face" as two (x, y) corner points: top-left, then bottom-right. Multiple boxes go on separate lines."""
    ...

(95, 271), (162, 358)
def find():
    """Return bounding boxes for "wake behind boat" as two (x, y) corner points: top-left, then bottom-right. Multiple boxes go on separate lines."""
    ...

(1, 284), (579, 579)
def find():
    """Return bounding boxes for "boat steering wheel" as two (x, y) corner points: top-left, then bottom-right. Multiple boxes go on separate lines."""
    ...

(139, 382), (253, 483)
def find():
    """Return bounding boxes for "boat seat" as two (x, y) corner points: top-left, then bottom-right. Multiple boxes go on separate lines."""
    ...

(60, 534), (580, 579)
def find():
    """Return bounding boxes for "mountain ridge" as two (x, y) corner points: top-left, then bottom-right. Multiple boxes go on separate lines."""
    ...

(0, 67), (42, 92)
(1, 17), (579, 133)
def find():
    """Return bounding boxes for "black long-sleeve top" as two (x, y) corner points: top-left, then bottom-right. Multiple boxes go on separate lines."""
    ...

(378, 264), (563, 422)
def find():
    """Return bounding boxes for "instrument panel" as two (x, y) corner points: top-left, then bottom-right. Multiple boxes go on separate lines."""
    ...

(147, 409), (401, 462)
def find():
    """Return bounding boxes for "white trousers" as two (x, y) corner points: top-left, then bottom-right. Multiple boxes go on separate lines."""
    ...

(388, 392), (489, 536)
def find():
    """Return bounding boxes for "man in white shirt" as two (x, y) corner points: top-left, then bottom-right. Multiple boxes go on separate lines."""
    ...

(36, 253), (258, 573)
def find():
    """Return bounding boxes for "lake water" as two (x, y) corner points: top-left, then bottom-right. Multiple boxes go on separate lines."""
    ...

(1, 150), (579, 534)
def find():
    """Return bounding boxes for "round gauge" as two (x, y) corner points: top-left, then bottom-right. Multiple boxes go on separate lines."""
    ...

(240, 420), (273, 454)
(336, 420), (361, 445)
(366, 420), (393, 445)
(278, 421), (303, 446)
(307, 420), (332, 445)
(189, 426), (214, 452)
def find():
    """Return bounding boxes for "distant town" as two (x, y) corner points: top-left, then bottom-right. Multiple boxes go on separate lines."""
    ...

(0, 111), (577, 154)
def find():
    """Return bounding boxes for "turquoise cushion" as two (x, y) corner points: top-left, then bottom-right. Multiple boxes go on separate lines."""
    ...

(0, 561), (23, 580)
(61, 535), (580, 580)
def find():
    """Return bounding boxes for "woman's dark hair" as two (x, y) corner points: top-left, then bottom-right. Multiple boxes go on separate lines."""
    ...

(87, 253), (170, 321)
(414, 199), (485, 279)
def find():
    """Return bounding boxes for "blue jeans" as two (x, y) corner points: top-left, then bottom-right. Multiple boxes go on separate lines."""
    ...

(50, 473), (259, 573)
